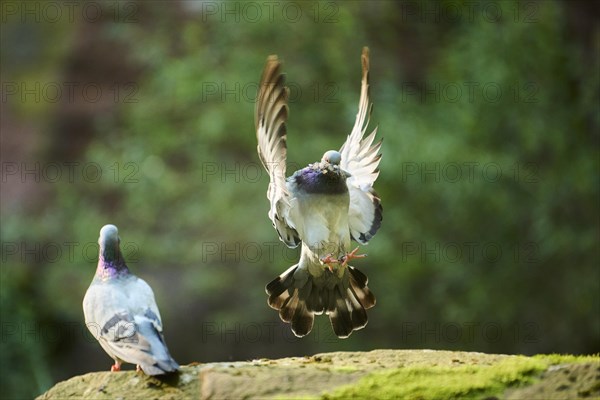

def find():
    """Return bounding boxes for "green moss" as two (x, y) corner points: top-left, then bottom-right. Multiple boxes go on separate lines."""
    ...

(330, 366), (361, 373)
(534, 353), (600, 365)
(323, 354), (599, 400)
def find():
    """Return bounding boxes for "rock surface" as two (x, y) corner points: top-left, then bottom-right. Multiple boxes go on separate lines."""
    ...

(37, 349), (599, 399)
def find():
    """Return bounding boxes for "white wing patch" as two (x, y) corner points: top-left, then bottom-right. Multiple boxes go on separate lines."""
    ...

(339, 47), (383, 244)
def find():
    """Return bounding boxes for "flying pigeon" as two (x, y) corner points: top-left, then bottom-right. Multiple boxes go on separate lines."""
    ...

(83, 224), (179, 375)
(255, 47), (382, 338)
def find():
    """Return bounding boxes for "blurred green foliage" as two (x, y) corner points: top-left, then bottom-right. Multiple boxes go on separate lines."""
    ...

(1, 0), (598, 398)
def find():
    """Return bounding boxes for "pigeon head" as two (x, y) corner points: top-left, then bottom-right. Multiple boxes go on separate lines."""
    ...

(97, 224), (128, 278)
(99, 224), (119, 245)
(321, 150), (341, 165)
(318, 150), (351, 177)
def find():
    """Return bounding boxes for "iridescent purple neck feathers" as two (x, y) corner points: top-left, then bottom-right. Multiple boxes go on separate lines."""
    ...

(292, 162), (349, 195)
(96, 251), (129, 280)
(95, 224), (129, 280)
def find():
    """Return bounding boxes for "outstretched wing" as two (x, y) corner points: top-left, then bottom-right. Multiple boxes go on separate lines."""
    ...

(339, 47), (383, 244)
(255, 56), (300, 247)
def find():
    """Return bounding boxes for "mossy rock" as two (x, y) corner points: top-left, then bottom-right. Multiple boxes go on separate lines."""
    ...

(37, 349), (599, 399)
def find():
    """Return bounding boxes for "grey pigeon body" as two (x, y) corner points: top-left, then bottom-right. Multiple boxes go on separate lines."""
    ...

(83, 224), (179, 375)
(256, 48), (382, 338)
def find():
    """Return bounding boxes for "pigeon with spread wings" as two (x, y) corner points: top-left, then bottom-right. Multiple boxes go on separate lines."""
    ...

(255, 47), (382, 338)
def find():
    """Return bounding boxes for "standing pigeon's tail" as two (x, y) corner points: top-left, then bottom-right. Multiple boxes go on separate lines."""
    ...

(266, 264), (376, 338)
(134, 318), (180, 376)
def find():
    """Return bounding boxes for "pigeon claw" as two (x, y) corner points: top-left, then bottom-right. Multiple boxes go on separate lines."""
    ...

(320, 254), (340, 272)
(111, 362), (122, 372)
(340, 246), (367, 267)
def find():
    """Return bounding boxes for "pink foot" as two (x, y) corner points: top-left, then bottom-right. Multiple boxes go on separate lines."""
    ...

(320, 254), (340, 272)
(110, 362), (121, 372)
(340, 247), (367, 267)
(136, 365), (142, 373)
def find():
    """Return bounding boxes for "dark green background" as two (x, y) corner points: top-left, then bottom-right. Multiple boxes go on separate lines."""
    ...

(1, 0), (598, 398)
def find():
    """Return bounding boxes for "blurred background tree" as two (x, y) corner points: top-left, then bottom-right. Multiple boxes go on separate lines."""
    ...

(1, 0), (598, 398)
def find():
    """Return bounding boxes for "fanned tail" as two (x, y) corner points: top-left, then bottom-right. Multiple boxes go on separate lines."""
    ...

(266, 264), (314, 337)
(266, 265), (376, 338)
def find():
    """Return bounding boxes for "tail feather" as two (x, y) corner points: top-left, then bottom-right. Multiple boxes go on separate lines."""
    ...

(109, 320), (179, 376)
(291, 300), (314, 337)
(347, 287), (369, 328)
(266, 264), (296, 310)
(325, 287), (337, 313)
(348, 265), (368, 286)
(279, 288), (299, 322)
(265, 264), (376, 338)
(143, 358), (180, 376)
(330, 286), (354, 338)
(306, 280), (324, 314)
(349, 266), (376, 309)
(268, 290), (290, 311)
(269, 267), (315, 336)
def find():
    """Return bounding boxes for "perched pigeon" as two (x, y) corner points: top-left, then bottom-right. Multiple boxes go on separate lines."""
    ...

(83, 224), (179, 375)
(255, 47), (382, 338)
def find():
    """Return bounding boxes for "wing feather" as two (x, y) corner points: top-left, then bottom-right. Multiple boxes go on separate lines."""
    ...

(339, 47), (383, 244)
(255, 56), (300, 247)
(83, 278), (178, 375)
